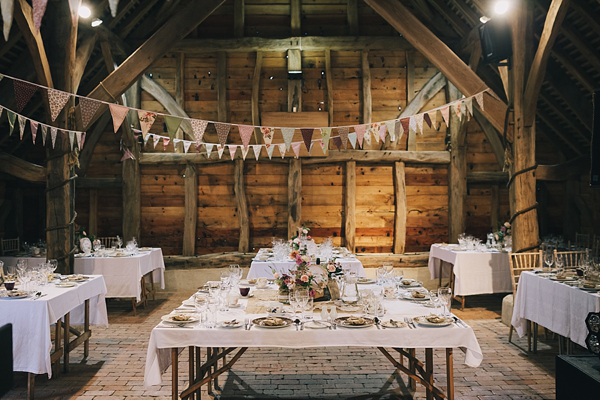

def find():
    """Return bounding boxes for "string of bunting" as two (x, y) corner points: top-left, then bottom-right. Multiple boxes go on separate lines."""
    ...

(0, 72), (488, 161)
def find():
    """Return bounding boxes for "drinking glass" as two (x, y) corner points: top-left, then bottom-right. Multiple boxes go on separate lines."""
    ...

(206, 298), (219, 328)
(429, 291), (441, 315)
(544, 251), (554, 271)
(220, 270), (231, 287)
(304, 296), (314, 320)
(195, 294), (208, 327)
(295, 289), (309, 319)
(438, 287), (452, 317)
(383, 262), (394, 274)
(16, 259), (28, 274)
(393, 269), (404, 294)
(555, 255), (565, 275)
(376, 266), (386, 285)
(289, 292), (301, 317)
(47, 259), (58, 274)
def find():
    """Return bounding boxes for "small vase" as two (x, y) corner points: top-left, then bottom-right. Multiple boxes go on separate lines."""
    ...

(278, 289), (289, 304)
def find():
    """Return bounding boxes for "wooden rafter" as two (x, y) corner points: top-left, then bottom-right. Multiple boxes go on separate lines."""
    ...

(73, 33), (97, 92)
(0, 153), (46, 182)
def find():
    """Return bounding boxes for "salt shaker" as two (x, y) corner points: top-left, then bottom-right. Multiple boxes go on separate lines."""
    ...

(320, 305), (329, 321)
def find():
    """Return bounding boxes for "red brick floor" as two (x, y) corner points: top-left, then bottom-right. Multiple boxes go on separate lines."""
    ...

(4, 293), (559, 399)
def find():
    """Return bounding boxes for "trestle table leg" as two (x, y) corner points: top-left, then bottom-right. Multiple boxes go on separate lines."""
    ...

(172, 348), (178, 400)
(63, 312), (70, 372)
(446, 348), (454, 400)
(195, 347), (202, 400)
(188, 346), (195, 399)
(408, 348), (416, 391)
(27, 373), (35, 400)
(425, 349), (434, 400)
(84, 299), (90, 358)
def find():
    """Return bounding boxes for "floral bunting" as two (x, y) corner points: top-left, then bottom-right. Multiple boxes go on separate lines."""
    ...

(409, 116), (417, 133)
(14, 80), (37, 112)
(50, 127), (57, 148)
(217, 144), (225, 159)
(32, 0), (48, 32)
(475, 92), (484, 110)
(191, 119), (208, 144)
(2, 0), (13, 41)
(205, 143), (214, 159)
(241, 145), (250, 160)
(278, 143), (286, 158)
(138, 110), (156, 138)
(228, 144), (238, 160)
(261, 127), (274, 148)
(252, 144), (262, 160)
(440, 106), (450, 127)
(79, 97), (101, 129)
(301, 128), (313, 151)
(41, 125), (47, 146)
(353, 125), (366, 148)
(152, 134), (160, 149)
(400, 118), (409, 137)
(162, 137), (170, 151)
(348, 132), (357, 149)
(281, 128), (295, 151)
(453, 102), (462, 120)
(338, 127), (349, 149)
(385, 121), (396, 142)
(214, 123), (231, 147)
(321, 127), (332, 146)
(238, 125), (254, 149)
(30, 120), (38, 143)
(108, 103), (129, 133)
(76, 132), (83, 150)
(332, 136), (342, 151)
(370, 123), (380, 143)
(164, 115), (182, 139)
(18, 115), (26, 140)
(291, 142), (302, 158)
(183, 140), (192, 153)
(47, 88), (70, 122)
(379, 124), (387, 142)
(416, 113), (424, 134)
(465, 97), (474, 117)
(394, 119), (402, 141)
(7, 110), (16, 135)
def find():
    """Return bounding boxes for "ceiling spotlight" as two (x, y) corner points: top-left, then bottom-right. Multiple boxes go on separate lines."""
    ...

(493, 1), (511, 15)
(91, 18), (103, 27)
(480, 16), (490, 23)
(79, 5), (92, 19)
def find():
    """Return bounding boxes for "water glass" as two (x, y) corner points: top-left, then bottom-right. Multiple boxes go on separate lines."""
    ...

(304, 296), (314, 320)
(206, 299), (219, 329)
(438, 287), (452, 317)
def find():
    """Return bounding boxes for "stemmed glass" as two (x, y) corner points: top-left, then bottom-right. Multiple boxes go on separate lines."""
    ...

(544, 250), (554, 272)
(304, 296), (314, 320)
(295, 289), (309, 320)
(429, 291), (441, 315)
(206, 298), (219, 328)
(555, 255), (564, 276)
(438, 287), (452, 317)
(289, 292), (301, 319)
(194, 294), (208, 327)
(393, 269), (404, 295)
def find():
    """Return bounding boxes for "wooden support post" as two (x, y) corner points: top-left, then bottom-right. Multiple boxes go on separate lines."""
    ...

(406, 50), (416, 150)
(361, 51), (372, 125)
(175, 52), (185, 108)
(288, 159), (302, 239)
(234, 0), (245, 38)
(291, 0), (301, 36)
(491, 184), (499, 232)
(393, 161), (407, 253)
(324, 49), (334, 127)
(347, 0), (359, 35)
(448, 82), (467, 243)
(345, 161), (356, 252)
(183, 164), (197, 256)
(217, 52), (228, 123)
(288, 49), (302, 112)
(234, 160), (250, 252)
(122, 126), (141, 243)
(252, 51), (263, 143)
(89, 189), (98, 237)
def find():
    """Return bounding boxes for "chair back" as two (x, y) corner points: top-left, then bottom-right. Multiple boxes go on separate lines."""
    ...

(554, 249), (587, 268)
(97, 236), (119, 248)
(592, 236), (600, 258)
(0, 238), (19, 255)
(509, 251), (542, 295)
(575, 233), (591, 249)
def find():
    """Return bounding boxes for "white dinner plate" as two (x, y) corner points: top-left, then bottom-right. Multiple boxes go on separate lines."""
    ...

(161, 314), (199, 324)
(335, 316), (375, 328)
(55, 282), (77, 288)
(220, 320), (244, 329)
(413, 316), (453, 327)
(357, 278), (375, 284)
(252, 317), (294, 328)
(402, 293), (430, 301)
(381, 320), (407, 328)
(0, 291), (29, 300)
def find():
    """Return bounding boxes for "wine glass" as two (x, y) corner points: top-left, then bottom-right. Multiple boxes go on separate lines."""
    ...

(438, 287), (452, 317)
(304, 296), (314, 320)
(47, 259), (58, 275)
(16, 259), (28, 274)
(429, 291), (441, 315)
(544, 251), (554, 271)
(295, 289), (309, 320)
(555, 255), (564, 276)
(289, 292), (301, 318)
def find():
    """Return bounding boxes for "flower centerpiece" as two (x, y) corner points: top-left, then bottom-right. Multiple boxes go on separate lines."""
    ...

(272, 253), (315, 297)
(494, 222), (512, 244)
(289, 226), (311, 251)
(325, 261), (343, 279)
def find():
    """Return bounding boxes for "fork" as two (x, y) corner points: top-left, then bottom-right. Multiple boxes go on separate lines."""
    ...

(404, 317), (414, 329)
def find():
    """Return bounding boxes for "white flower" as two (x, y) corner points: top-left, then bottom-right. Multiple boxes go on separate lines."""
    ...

(302, 229), (308, 234)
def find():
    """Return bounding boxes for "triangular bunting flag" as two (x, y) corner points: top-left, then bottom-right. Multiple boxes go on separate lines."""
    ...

(332, 136), (342, 151)
(465, 97), (474, 117)
(14, 80), (37, 112)
(416, 113), (424, 134)
(354, 125), (366, 148)
(281, 128), (295, 151)
(69, 131), (75, 150)
(348, 132), (357, 149)
(32, 0), (48, 32)
(164, 115), (183, 139)
(79, 97), (101, 129)
(17, 115), (26, 140)
(152, 134), (160, 149)
(228, 144), (238, 160)
(163, 137), (170, 151)
(409, 116), (417, 133)
(183, 140), (192, 153)
(267, 143), (275, 159)
(47, 88), (70, 121)
(321, 127), (332, 146)
(385, 121), (396, 142)
(217, 144), (225, 159)
(431, 110), (438, 128)
(423, 113), (432, 128)
(50, 127), (57, 148)
(191, 119), (209, 144)
(108, 103), (130, 132)
(109, 0), (119, 17)
(2, 0), (13, 41)
(214, 123), (231, 147)
(30, 120), (38, 143)
(172, 138), (181, 152)
(320, 140), (327, 151)
(338, 127), (349, 149)
(291, 142), (302, 158)
(121, 147), (135, 162)
(394, 120), (402, 141)
(81, 133), (86, 148)
(300, 128), (313, 151)
(205, 143), (214, 158)
(379, 124), (387, 142)
(475, 92), (484, 110)
(278, 143), (286, 158)
(7, 110), (15, 135)
(252, 144), (262, 160)
(261, 127), (274, 148)
(143, 133), (151, 147)
(238, 125), (254, 149)
(440, 106), (450, 127)
(41, 124), (47, 146)
(76, 132), (83, 150)
(241, 145), (250, 160)
(138, 111), (156, 139)
(400, 118), (409, 136)
(453, 102), (462, 120)
(370, 123), (380, 143)
(364, 129), (372, 146)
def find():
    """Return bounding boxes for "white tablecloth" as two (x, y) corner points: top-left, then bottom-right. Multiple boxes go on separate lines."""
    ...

(512, 271), (600, 347)
(0, 275), (108, 377)
(74, 248), (165, 301)
(248, 258), (365, 279)
(428, 244), (512, 296)
(144, 285), (483, 386)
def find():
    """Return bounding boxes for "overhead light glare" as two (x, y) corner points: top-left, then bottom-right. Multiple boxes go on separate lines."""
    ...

(493, 1), (511, 15)
(91, 18), (103, 27)
(79, 5), (92, 19)
(480, 16), (490, 24)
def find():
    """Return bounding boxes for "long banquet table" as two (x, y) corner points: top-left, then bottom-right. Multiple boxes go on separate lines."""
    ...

(0, 255), (48, 268)
(145, 284), (483, 399)
(512, 271), (600, 348)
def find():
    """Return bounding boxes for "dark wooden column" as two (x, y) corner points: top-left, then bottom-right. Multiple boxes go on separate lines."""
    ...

(447, 82), (467, 242)
(288, 159), (302, 239)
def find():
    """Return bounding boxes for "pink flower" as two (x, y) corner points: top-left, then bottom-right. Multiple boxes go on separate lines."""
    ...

(300, 275), (309, 282)
(327, 264), (336, 272)
(273, 273), (280, 280)
(284, 278), (291, 285)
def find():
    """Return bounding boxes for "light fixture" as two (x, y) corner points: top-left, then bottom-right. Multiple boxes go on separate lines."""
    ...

(480, 16), (490, 24)
(288, 70), (302, 80)
(493, 0), (511, 15)
(91, 18), (103, 27)
(79, 5), (92, 19)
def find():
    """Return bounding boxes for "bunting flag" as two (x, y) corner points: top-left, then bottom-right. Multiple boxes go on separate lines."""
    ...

(363, 128), (372, 146)
(394, 119), (402, 141)
(416, 113), (424, 134)
(47, 88), (70, 121)
(14, 80), (37, 112)
(400, 118), (409, 137)
(348, 132), (357, 149)
(121, 147), (135, 162)
(183, 140), (192, 153)
(409, 116), (417, 133)
(138, 111), (156, 139)
(152, 134), (160, 149)
(164, 115), (182, 139)
(214, 123), (231, 147)
(385, 121), (396, 142)
(281, 128), (295, 151)
(164, 137), (171, 151)
(423, 113), (432, 128)
(69, 131), (75, 150)
(205, 143), (214, 158)
(370, 123), (380, 143)
(301, 128), (313, 151)
(194, 143), (202, 153)
(41, 124), (47, 146)
(291, 142), (302, 158)
(143, 133), (150, 146)
(453, 102), (462, 120)
(267, 143), (275, 159)
(2, 0), (13, 41)
(320, 139), (327, 152)
(321, 127), (332, 147)
(465, 97), (474, 117)
(79, 97), (101, 129)
(228, 144), (238, 160)
(109, 103), (130, 132)
(431, 110), (438, 128)
(81, 133), (86, 148)
(241, 145), (250, 160)
(261, 127), (274, 148)
(440, 106), (450, 127)
(252, 144), (262, 160)
(50, 127), (57, 148)
(109, 0), (119, 17)
(217, 144), (225, 159)
(32, 0), (48, 31)
(338, 127), (349, 149)
(76, 132), (83, 150)
(475, 92), (484, 110)
(17, 115), (26, 140)
(7, 110), (16, 135)
(238, 125), (254, 149)
(30, 120), (38, 143)
(379, 124), (387, 142)
(278, 143), (286, 158)
(191, 119), (208, 143)
(332, 136), (342, 151)
(172, 139), (180, 152)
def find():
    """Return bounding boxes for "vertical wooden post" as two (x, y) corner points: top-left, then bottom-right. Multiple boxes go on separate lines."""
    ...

(490, 184), (499, 232)
(217, 52), (228, 123)
(361, 51), (372, 125)
(288, 159), (302, 239)
(183, 163), (197, 256)
(406, 49), (416, 151)
(175, 53), (186, 152)
(447, 82), (467, 243)
(234, 0), (245, 38)
(345, 161), (356, 252)
(122, 82), (141, 243)
(291, 0), (301, 36)
(89, 189), (98, 236)
(252, 51), (263, 143)
(324, 49), (334, 127)
(287, 49), (302, 112)
(234, 159), (250, 252)
(393, 161), (407, 253)
(347, 0), (359, 35)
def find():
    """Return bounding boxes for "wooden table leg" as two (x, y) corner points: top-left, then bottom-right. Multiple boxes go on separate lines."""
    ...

(188, 346), (195, 399)
(53, 319), (62, 377)
(425, 348), (434, 400)
(446, 348), (454, 400)
(150, 272), (156, 301)
(131, 298), (137, 316)
(27, 372), (35, 400)
(533, 322), (538, 354)
(438, 261), (443, 288)
(63, 312), (70, 372)
(408, 348), (416, 391)
(84, 299), (90, 358)
(172, 348), (178, 400)
(195, 347), (202, 400)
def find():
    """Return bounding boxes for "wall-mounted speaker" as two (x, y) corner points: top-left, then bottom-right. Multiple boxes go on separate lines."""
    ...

(591, 89), (600, 188)
(479, 19), (512, 65)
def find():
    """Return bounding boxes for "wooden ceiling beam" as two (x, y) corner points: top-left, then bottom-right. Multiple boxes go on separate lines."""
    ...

(535, 112), (583, 155)
(539, 90), (590, 141)
(570, 0), (600, 37)
(0, 153), (46, 182)
(365, 0), (507, 133)
(73, 33), (97, 92)
(426, 0), (469, 37)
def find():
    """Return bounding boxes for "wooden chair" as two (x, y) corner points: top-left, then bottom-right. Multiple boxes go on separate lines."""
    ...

(96, 236), (119, 248)
(554, 249), (587, 268)
(0, 238), (19, 255)
(508, 251), (542, 352)
(575, 233), (591, 249)
(592, 237), (600, 258)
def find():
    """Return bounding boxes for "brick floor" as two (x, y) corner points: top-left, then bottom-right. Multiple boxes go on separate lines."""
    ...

(4, 293), (559, 399)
